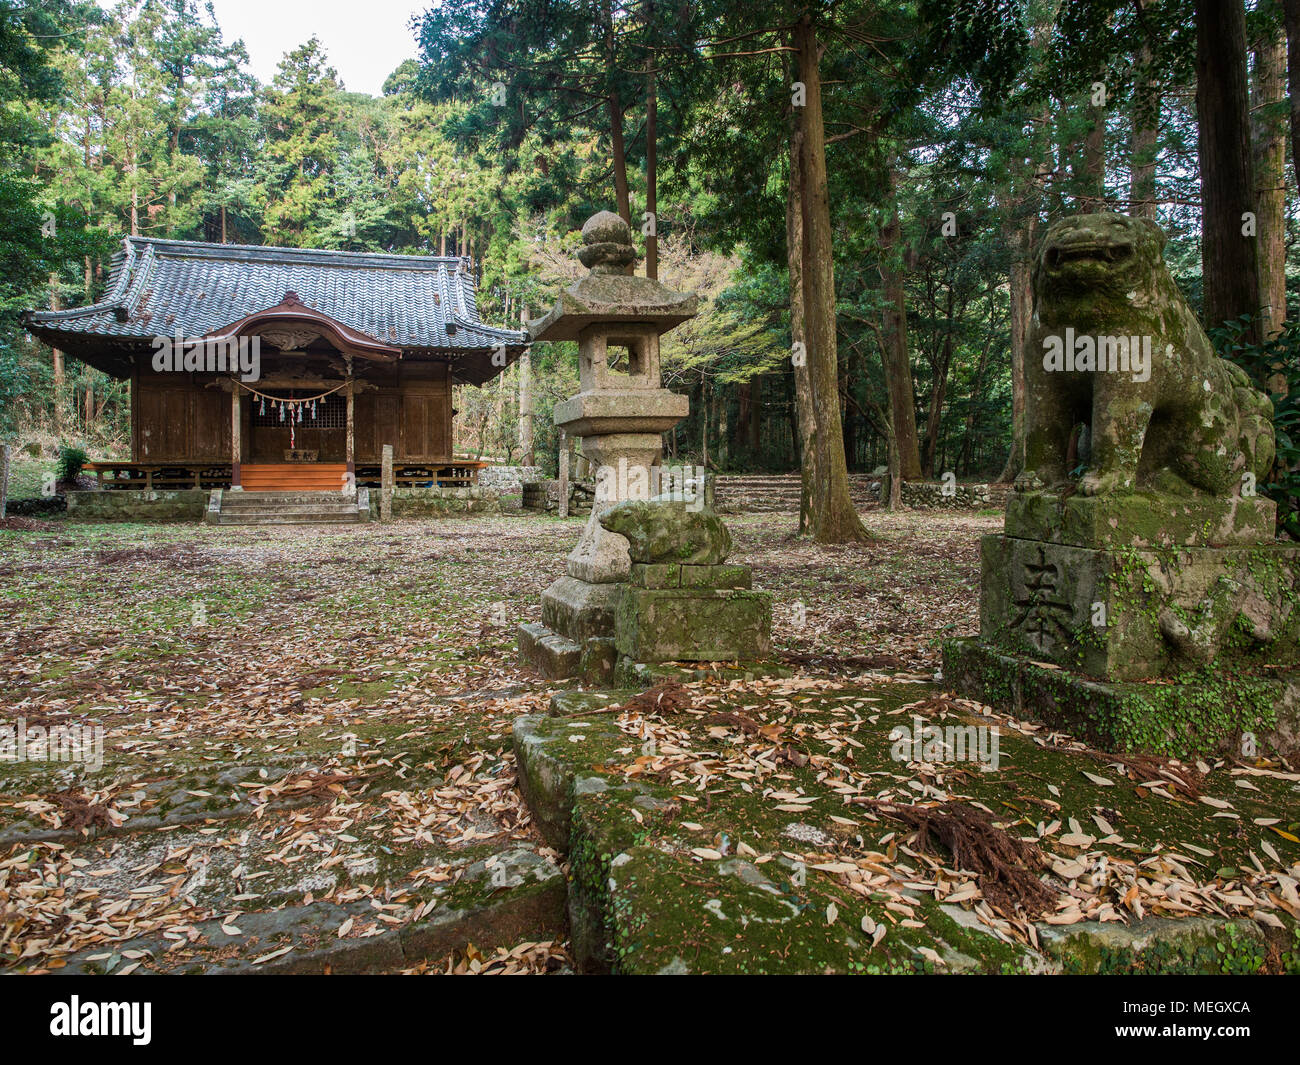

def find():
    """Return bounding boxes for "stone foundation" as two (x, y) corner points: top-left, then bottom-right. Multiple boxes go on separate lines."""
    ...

(65, 489), (208, 523)
(1006, 489), (1275, 549)
(390, 485), (502, 517)
(874, 477), (1011, 509)
(614, 586), (772, 662)
(479, 465), (542, 495)
(944, 638), (1300, 759)
(978, 535), (1300, 681)
(948, 486), (1298, 755)
(521, 480), (595, 515)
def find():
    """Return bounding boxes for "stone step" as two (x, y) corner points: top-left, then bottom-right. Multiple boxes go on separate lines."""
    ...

(223, 490), (356, 506)
(208, 487), (370, 525)
(714, 472), (877, 514)
(220, 497), (359, 509)
(220, 506), (361, 520)
(213, 513), (363, 525)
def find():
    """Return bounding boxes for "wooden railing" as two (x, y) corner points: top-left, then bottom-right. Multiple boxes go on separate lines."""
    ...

(84, 461), (233, 490)
(353, 461), (486, 488)
(84, 459), (488, 491)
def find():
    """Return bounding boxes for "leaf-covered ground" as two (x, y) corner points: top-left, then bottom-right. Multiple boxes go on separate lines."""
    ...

(1, 508), (1294, 973)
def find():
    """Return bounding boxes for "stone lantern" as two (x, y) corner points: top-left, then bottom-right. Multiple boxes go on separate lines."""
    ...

(520, 211), (696, 678)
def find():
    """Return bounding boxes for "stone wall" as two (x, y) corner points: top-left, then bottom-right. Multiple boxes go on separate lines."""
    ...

(521, 480), (595, 515)
(478, 465), (543, 495)
(874, 477), (1010, 510)
(66, 489), (209, 523)
(6, 496), (66, 516)
(390, 485), (502, 517)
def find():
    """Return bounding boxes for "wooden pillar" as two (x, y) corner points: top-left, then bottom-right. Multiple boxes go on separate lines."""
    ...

(558, 429), (569, 518)
(345, 377), (355, 486)
(230, 381), (242, 490)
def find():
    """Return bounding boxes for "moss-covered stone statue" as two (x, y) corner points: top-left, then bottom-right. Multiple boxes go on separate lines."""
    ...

(944, 212), (1299, 760)
(1021, 212), (1275, 499)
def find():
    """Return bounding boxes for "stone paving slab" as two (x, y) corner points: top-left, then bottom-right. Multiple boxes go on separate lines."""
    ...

(512, 674), (1300, 975)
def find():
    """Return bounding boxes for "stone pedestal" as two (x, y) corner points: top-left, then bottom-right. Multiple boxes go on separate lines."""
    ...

(1005, 489), (1276, 550)
(945, 212), (1296, 757)
(978, 527), (1300, 680)
(602, 500), (772, 666)
(946, 490), (1300, 757)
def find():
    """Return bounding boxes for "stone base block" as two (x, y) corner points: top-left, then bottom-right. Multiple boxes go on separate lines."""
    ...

(630, 562), (751, 589)
(942, 638), (1300, 759)
(565, 516), (632, 583)
(580, 636), (619, 683)
(541, 575), (623, 643)
(979, 534), (1299, 681)
(614, 587), (772, 663)
(612, 658), (792, 687)
(1006, 489), (1275, 549)
(66, 489), (208, 523)
(390, 485), (502, 517)
(518, 623), (581, 680)
(518, 623), (618, 684)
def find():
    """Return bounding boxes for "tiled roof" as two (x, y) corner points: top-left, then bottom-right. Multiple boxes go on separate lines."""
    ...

(22, 237), (528, 353)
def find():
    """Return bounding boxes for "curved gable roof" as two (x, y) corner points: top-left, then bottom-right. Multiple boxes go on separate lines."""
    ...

(22, 237), (528, 382)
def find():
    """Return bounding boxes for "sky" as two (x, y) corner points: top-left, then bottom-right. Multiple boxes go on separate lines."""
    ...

(98, 0), (430, 96)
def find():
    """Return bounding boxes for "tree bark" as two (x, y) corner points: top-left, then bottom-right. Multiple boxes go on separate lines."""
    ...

(1196, 0), (1261, 341)
(921, 287), (956, 478)
(795, 15), (870, 543)
(1130, 29), (1159, 219)
(645, 54), (658, 279)
(519, 347), (534, 464)
(608, 95), (631, 223)
(1083, 94), (1107, 207)
(603, 0), (631, 223)
(786, 66), (817, 536)
(996, 214), (1036, 482)
(49, 274), (65, 436)
(1286, 0), (1300, 212)
(1251, 24), (1287, 338)
(878, 175), (922, 480)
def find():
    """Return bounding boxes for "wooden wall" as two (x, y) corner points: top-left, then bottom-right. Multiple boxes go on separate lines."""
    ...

(132, 369), (231, 462)
(355, 360), (453, 463)
(130, 357), (453, 465)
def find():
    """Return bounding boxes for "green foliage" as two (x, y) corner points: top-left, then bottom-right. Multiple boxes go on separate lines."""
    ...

(56, 444), (88, 483)
(1212, 315), (1300, 540)
(0, 337), (34, 439)
(0, 0), (1265, 482)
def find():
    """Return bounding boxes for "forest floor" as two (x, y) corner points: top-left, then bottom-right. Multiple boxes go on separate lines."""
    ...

(0, 508), (1297, 973)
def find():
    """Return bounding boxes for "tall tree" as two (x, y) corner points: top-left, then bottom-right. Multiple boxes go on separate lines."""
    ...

(1196, 0), (1260, 341)
(793, 13), (869, 541)
(256, 37), (345, 246)
(1250, 12), (1287, 338)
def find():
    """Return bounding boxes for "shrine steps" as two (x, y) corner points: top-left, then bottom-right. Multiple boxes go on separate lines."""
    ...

(238, 463), (349, 492)
(204, 488), (371, 526)
(714, 473), (877, 513)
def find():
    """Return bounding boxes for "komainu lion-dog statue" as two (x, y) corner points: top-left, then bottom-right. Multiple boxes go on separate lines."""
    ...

(1019, 212), (1274, 498)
